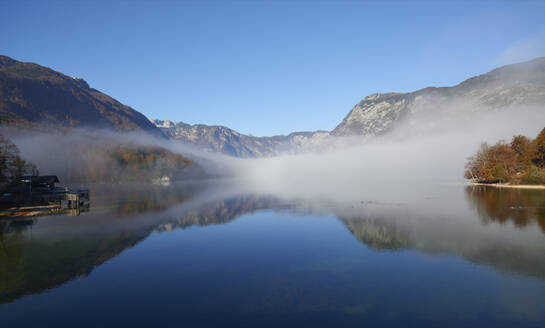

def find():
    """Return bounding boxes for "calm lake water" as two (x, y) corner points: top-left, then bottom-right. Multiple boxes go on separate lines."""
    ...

(1, 181), (545, 327)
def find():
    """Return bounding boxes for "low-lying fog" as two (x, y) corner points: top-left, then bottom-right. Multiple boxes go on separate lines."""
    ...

(234, 105), (545, 203)
(7, 104), (545, 205)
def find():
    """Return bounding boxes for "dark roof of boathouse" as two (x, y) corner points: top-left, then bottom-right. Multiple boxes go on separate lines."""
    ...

(22, 175), (60, 186)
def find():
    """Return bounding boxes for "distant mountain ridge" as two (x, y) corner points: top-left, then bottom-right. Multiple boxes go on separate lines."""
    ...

(331, 57), (545, 136)
(0, 55), (163, 136)
(1, 54), (544, 157)
(154, 57), (545, 156)
(152, 119), (329, 157)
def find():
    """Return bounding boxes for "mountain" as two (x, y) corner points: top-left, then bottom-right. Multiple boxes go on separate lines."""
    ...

(332, 57), (545, 136)
(0, 55), (162, 136)
(5, 53), (542, 155)
(152, 119), (329, 157)
(154, 57), (545, 156)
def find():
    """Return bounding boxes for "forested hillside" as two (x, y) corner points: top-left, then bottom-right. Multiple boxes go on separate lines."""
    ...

(0, 55), (163, 136)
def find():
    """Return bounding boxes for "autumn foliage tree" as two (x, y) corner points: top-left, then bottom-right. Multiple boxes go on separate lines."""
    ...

(465, 143), (491, 181)
(465, 127), (545, 185)
(533, 127), (545, 168)
(510, 135), (533, 171)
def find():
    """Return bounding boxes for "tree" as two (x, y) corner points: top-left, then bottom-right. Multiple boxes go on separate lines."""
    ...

(465, 142), (491, 181)
(0, 133), (37, 191)
(487, 142), (517, 183)
(510, 135), (533, 172)
(465, 126), (545, 185)
(532, 127), (545, 167)
(465, 141), (517, 183)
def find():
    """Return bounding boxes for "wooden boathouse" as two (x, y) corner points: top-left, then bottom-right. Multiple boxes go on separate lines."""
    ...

(0, 175), (90, 218)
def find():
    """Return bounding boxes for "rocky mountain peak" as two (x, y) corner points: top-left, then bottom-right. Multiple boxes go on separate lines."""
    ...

(151, 119), (330, 157)
(332, 57), (545, 137)
(73, 77), (90, 89)
(151, 119), (176, 129)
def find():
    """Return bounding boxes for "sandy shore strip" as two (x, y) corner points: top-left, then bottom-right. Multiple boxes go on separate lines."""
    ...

(462, 182), (545, 189)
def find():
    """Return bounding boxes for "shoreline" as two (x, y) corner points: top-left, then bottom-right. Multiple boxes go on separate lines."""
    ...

(462, 182), (545, 190)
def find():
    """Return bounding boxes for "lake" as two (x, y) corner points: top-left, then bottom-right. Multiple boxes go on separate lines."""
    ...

(1, 181), (545, 327)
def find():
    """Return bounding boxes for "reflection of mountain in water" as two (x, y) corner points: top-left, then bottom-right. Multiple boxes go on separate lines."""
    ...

(0, 183), (199, 303)
(340, 186), (545, 280)
(339, 217), (413, 250)
(154, 195), (287, 232)
(0, 218), (148, 303)
(0, 188), (285, 304)
(2, 184), (545, 304)
(341, 213), (545, 280)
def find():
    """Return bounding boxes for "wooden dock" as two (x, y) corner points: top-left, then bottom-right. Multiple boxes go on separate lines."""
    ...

(0, 190), (90, 219)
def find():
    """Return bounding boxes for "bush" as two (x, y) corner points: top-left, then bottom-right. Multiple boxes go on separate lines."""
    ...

(520, 167), (545, 185)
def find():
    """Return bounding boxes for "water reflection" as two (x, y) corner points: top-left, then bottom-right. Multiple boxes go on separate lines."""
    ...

(465, 185), (545, 232)
(339, 186), (545, 279)
(153, 195), (287, 232)
(1, 183), (545, 307)
(0, 216), (149, 303)
(339, 216), (413, 250)
(0, 183), (286, 304)
(89, 183), (204, 215)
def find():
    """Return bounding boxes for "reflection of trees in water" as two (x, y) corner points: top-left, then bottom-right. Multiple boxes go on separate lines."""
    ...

(465, 186), (545, 233)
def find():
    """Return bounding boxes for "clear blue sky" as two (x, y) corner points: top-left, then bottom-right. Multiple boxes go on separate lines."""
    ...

(1, 1), (544, 136)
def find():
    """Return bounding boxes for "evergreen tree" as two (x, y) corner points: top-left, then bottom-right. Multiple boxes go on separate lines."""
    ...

(0, 133), (37, 191)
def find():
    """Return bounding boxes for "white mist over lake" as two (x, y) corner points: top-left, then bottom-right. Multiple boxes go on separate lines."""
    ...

(230, 105), (545, 203)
